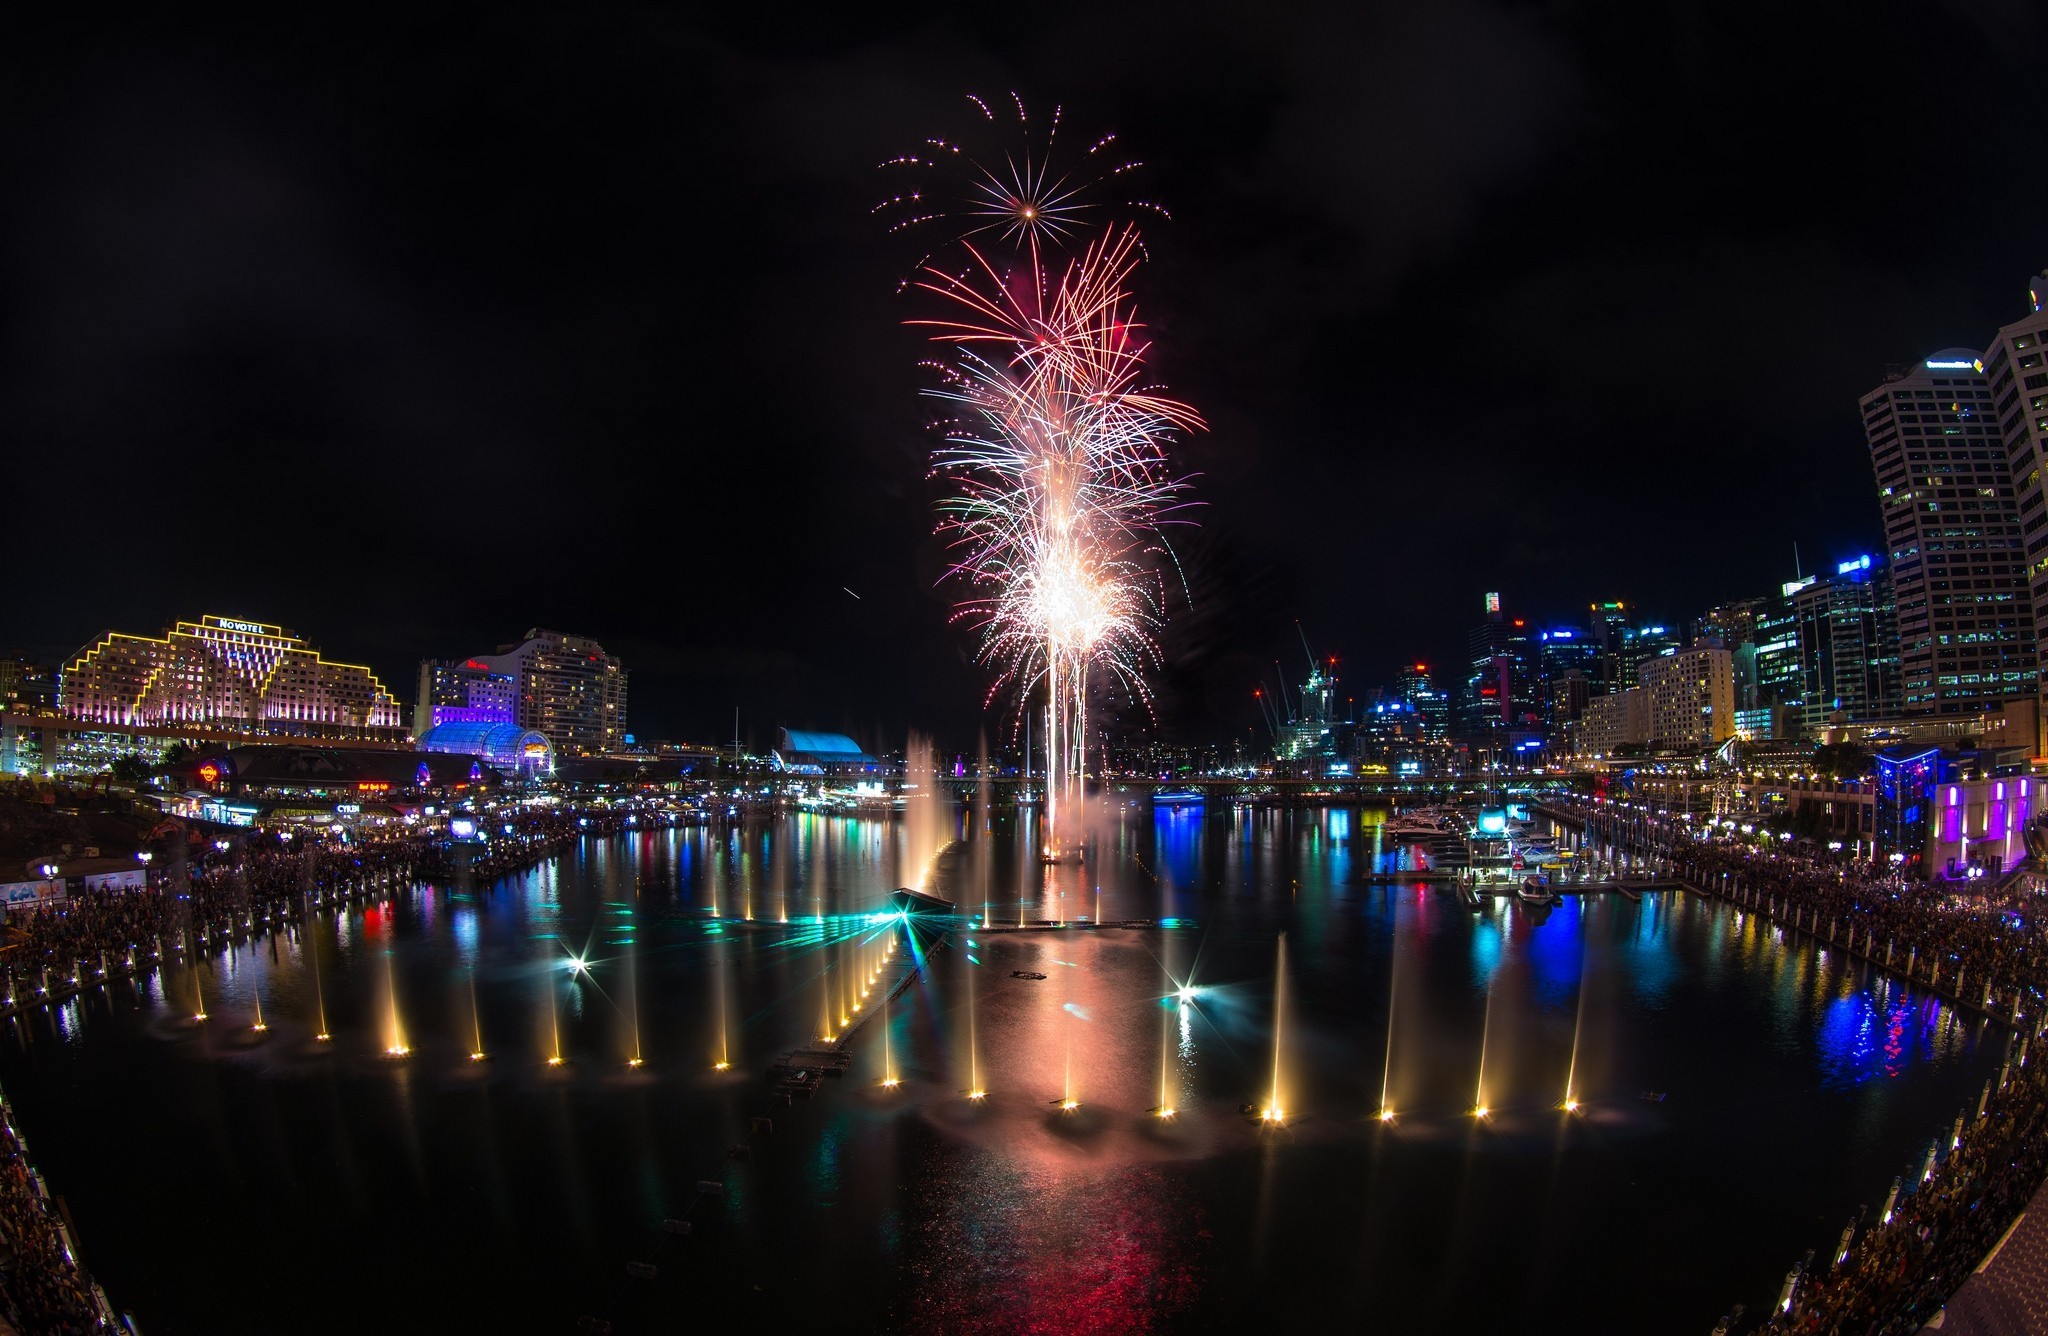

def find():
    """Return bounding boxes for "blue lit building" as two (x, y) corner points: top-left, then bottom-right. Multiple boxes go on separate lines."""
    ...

(417, 720), (554, 778)
(1874, 746), (1947, 861)
(772, 729), (880, 776)
(1535, 627), (1596, 731)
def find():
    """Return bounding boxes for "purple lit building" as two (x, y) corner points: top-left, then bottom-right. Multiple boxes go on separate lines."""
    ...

(414, 659), (518, 736)
(1926, 775), (2033, 882)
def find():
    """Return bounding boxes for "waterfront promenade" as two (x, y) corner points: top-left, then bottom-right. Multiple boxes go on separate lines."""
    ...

(1546, 797), (2048, 1334)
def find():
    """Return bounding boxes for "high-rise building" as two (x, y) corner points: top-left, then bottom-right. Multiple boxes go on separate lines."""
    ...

(414, 659), (518, 736)
(59, 615), (404, 738)
(1586, 602), (1677, 691)
(1638, 644), (1736, 748)
(1753, 588), (1804, 726)
(463, 629), (628, 756)
(1789, 553), (1902, 731)
(1982, 271), (2048, 750)
(1694, 598), (1764, 710)
(1863, 351), (2035, 715)
(1460, 594), (1535, 744)
(1395, 663), (1448, 740)
(1534, 628), (1597, 729)
(1589, 602), (1632, 692)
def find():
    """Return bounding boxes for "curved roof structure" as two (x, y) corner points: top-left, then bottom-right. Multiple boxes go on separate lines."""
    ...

(418, 721), (554, 775)
(778, 730), (872, 760)
(774, 728), (878, 774)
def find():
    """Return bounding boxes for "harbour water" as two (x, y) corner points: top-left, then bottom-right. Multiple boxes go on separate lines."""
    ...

(0, 804), (2007, 1332)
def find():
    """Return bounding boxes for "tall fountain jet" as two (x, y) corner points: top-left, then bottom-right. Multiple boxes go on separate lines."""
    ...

(1262, 933), (1289, 1124)
(382, 951), (409, 1058)
(899, 733), (957, 901)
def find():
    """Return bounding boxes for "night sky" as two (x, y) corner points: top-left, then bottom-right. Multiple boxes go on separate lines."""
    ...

(6, 4), (2047, 750)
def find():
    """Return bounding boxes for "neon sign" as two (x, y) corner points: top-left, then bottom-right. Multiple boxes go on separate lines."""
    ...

(198, 763), (220, 784)
(216, 618), (267, 634)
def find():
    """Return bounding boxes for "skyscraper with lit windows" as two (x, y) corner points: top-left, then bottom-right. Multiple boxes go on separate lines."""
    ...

(1982, 271), (2048, 747)
(1862, 351), (2035, 715)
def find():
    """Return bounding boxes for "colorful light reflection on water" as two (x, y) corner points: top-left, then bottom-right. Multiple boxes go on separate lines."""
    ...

(0, 803), (2009, 1334)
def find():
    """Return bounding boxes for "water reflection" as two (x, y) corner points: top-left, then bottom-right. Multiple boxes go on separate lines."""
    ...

(0, 803), (2010, 1335)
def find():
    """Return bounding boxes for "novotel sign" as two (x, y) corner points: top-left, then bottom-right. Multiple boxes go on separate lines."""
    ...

(215, 618), (268, 634)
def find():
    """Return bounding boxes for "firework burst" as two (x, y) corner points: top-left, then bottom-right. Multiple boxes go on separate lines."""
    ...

(886, 97), (1199, 855)
(876, 93), (1165, 282)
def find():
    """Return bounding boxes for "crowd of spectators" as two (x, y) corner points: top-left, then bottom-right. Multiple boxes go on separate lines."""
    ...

(0, 1112), (108, 1335)
(0, 807), (623, 985)
(1553, 797), (2048, 1334)
(0, 801), (649, 1333)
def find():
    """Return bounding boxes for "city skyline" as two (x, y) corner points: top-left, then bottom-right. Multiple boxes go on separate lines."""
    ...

(6, 8), (2048, 743)
(8, 11), (2048, 1336)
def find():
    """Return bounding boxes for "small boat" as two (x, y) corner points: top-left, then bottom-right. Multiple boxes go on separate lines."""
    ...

(1153, 788), (1206, 807)
(1010, 970), (1048, 981)
(1516, 878), (1556, 906)
(890, 887), (955, 915)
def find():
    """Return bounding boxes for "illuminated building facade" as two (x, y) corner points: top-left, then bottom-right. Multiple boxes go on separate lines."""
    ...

(59, 615), (404, 739)
(1863, 351), (2035, 716)
(1874, 747), (1945, 859)
(1535, 628), (1596, 730)
(1788, 555), (1902, 731)
(1637, 644), (1735, 748)
(1695, 598), (1763, 710)
(414, 659), (517, 736)
(1395, 664), (1449, 740)
(1925, 774), (2033, 881)
(416, 720), (554, 777)
(463, 628), (627, 757)
(1460, 595), (1535, 745)
(1578, 687), (1647, 757)
(1981, 272), (2048, 750)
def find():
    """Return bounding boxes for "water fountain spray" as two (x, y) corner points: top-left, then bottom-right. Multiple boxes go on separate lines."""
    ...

(714, 944), (732, 1070)
(881, 989), (899, 1089)
(547, 973), (564, 1067)
(1157, 993), (1175, 1118)
(1378, 939), (1398, 1122)
(311, 939), (330, 1041)
(1473, 978), (1494, 1119)
(383, 951), (409, 1057)
(626, 948), (644, 1068)
(469, 970), (486, 1061)
(1263, 933), (1288, 1124)
(967, 955), (985, 1100)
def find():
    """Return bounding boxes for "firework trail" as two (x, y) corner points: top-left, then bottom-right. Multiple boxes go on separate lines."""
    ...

(884, 95), (1200, 857)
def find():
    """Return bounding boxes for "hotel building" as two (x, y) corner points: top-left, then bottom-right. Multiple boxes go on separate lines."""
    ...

(59, 615), (404, 738)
